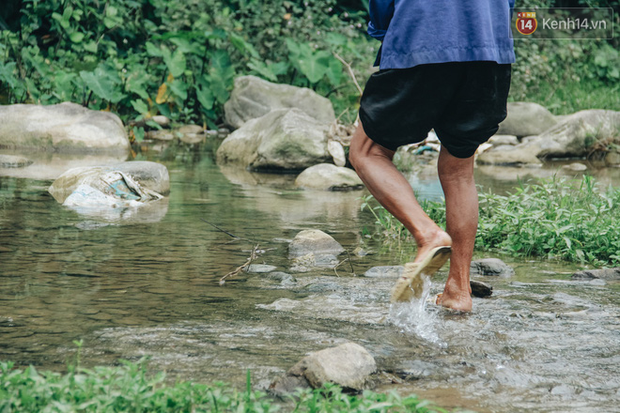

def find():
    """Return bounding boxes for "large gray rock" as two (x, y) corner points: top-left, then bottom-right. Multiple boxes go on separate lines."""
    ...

(224, 75), (336, 129)
(535, 110), (620, 159)
(483, 110), (620, 164)
(216, 108), (331, 172)
(498, 102), (558, 137)
(48, 161), (170, 203)
(470, 258), (515, 277)
(0, 103), (129, 154)
(269, 342), (377, 395)
(572, 268), (620, 281)
(289, 229), (344, 259)
(295, 164), (364, 191)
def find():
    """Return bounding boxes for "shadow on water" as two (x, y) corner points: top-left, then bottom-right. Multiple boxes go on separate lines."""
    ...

(1, 142), (620, 412)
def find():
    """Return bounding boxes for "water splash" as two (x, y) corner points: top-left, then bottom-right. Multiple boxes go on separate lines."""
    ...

(387, 277), (445, 346)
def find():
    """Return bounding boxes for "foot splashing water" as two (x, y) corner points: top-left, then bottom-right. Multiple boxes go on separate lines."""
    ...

(387, 277), (445, 346)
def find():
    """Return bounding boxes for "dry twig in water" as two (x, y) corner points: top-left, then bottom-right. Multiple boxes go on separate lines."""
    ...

(333, 250), (356, 277)
(220, 244), (260, 285)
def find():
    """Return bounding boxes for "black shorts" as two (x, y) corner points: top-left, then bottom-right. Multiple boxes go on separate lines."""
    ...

(358, 61), (511, 158)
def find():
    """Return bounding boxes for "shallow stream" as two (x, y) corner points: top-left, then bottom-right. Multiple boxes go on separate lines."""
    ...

(1, 142), (620, 413)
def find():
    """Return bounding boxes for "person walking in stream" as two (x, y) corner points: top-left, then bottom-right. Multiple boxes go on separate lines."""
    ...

(349, 0), (515, 312)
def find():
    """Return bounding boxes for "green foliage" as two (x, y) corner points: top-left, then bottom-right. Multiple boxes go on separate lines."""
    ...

(0, 0), (373, 128)
(0, 359), (450, 413)
(511, 0), (620, 113)
(362, 176), (620, 266)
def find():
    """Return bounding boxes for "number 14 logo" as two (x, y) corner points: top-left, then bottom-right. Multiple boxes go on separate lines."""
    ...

(516, 12), (538, 35)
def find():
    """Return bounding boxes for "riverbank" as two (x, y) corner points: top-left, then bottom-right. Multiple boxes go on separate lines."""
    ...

(0, 359), (452, 413)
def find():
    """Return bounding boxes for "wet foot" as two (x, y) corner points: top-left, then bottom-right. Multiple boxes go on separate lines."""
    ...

(436, 289), (472, 312)
(390, 230), (452, 303)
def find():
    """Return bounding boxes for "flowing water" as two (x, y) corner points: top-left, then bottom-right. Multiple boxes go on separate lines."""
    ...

(1, 142), (620, 413)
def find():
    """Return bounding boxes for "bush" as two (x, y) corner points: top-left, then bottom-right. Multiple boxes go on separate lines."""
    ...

(0, 0), (373, 133)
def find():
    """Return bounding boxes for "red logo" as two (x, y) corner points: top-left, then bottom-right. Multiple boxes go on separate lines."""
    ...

(516, 12), (538, 35)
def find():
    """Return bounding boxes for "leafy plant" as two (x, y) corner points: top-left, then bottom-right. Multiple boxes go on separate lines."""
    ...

(0, 0), (373, 129)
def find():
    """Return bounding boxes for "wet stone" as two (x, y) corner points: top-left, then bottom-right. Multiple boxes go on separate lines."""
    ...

(177, 124), (204, 134)
(470, 258), (515, 277)
(470, 280), (493, 298)
(302, 282), (341, 293)
(562, 162), (588, 172)
(262, 271), (296, 284)
(289, 229), (344, 258)
(364, 265), (404, 279)
(572, 268), (620, 281)
(244, 264), (278, 273)
(270, 342), (377, 395)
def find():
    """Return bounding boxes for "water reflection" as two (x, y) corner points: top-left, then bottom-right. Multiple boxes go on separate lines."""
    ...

(0, 149), (128, 180)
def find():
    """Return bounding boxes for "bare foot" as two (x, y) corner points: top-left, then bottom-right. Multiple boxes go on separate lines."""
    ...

(436, 287), (472, 312)
(413, 230), (452, 264)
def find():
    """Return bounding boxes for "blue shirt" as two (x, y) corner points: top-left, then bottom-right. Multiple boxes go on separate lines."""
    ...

(368, 0), (516, 69)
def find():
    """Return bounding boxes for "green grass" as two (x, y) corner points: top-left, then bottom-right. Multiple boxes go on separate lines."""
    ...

(0, 359), (454, 413)
(362, 176), (620, 266)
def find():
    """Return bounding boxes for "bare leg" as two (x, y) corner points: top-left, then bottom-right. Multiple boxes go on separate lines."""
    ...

(349, 124), (452, 264)
(436, 146), (476, 312)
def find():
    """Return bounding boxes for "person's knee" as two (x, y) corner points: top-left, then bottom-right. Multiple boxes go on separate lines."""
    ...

(437, 147), (475, 181)
(348, 130), (367, 170)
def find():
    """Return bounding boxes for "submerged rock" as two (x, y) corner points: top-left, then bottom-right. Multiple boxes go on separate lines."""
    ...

(572, 268), (620, 281)
(498, 102), (558, 137)
(244, 264), (278, 273)
(470, 258), (515, 277)
(295, 164), (364, 191)
(363, 266), (404, 279)
(261, 271), (297, 284)
(269, 342), (377, 396)
(0, 102), (129, 154)
(224, 75), (335, 129)
(288, 229), (344, 259)
(290, 252), (339, 272)
(216, 108), (331, 172)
